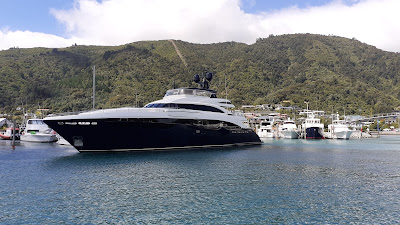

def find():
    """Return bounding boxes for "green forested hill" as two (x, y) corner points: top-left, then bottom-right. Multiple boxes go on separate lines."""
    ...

(1, 34), (400, 115)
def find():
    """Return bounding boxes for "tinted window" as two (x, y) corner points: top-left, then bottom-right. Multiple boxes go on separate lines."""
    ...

(177, 104), (223, 113)
(28, 120), (44, 125)
(145, 103), (223, 113)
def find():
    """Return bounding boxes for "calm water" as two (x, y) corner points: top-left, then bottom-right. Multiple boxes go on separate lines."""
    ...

(1, 136), (400, 224)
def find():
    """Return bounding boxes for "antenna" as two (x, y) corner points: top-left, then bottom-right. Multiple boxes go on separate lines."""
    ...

(225, 73), (227, 101)
(93, 65), (95, 110)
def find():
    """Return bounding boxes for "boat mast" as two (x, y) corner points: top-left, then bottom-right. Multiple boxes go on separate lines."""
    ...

(93, 65), (95, 110)
(225, 74), (227, 101)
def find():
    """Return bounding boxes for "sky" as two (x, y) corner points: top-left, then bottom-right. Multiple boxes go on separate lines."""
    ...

(0, 0), (399, 52)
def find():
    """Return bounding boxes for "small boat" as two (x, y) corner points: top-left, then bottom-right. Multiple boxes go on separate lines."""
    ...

(257, 117), (275, 138)
(20, 119), (58, 143)
(327, 113), (353, 139)
(302, 113), (324, 139)
(278, 119), (299, 139)
(0, 127), (21, 140)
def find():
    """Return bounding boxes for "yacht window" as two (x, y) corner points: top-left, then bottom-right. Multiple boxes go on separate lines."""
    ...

(145, 103), (166, 108)
(177, 104), (223, 113)
(145, 103), (223, 113)
(165, 89), (180, 96)
(165, 103), (178, 108)
(195, 90), (207, 97)
(182, 89), (194, 95)
(164, 88), (218, 98)
(28, 120), (44, 125)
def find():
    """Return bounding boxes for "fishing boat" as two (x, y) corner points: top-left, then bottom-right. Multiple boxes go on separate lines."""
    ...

(43, 73), (261, 152)
(20, 119), (58, 143)
(301, 112), (324, 139)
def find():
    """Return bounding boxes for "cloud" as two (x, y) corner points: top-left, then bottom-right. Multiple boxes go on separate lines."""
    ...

(50, 0), (254, 45)
(0, 29), (82, 50)
(1, 0), (400, 52)
(254, 0), (400, 52)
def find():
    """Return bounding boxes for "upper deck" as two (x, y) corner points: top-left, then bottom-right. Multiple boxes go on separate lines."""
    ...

(164, 88), (217, 98)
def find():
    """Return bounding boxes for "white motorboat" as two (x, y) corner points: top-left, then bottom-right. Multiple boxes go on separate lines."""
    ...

(257, 117), (275, 138)
(327, 113), (353, 139)
(278, 119), (299, 139)
(20, 119), (58, 143)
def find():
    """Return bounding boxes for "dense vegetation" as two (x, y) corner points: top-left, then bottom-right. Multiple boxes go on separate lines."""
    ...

(1, 34), (400, 116)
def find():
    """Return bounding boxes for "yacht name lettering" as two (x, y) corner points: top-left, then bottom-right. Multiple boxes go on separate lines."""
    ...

(231, 130), (249, 134)
(62, 122), (97, 125)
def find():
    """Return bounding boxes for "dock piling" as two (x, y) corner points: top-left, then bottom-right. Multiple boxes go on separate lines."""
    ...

(11, 120), (16, 148)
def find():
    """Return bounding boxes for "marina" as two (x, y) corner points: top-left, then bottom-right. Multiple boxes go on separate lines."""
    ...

(250, 109), (391, 140)
(1, 135), (400, 224)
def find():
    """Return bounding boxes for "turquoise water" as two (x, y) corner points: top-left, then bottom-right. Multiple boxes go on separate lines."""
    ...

(1, 136), (400, 224)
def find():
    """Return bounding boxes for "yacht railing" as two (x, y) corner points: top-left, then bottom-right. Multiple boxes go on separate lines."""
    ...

(47, 110), (92, 117)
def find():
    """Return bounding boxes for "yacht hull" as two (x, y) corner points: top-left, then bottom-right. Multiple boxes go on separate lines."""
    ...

(334, 131), (352, 139)
(45, 119), (261, 152)
(280, 130), (299, 139)
(257, 131), (274, 138)
(305, 127), (324, 139)
(0, 129), (20, 140)
(20, 134), (58, 143)
(0, 134), (20, 140)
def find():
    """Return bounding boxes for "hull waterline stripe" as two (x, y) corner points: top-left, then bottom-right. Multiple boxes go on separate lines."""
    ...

(77, 142), (262, 152)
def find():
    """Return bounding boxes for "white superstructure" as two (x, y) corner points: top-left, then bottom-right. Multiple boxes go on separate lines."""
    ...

(327, 114), (353, 139)
(301, 112), (325, 139)
(257, 117), (275, 138)
(278, 119), (299, 139)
